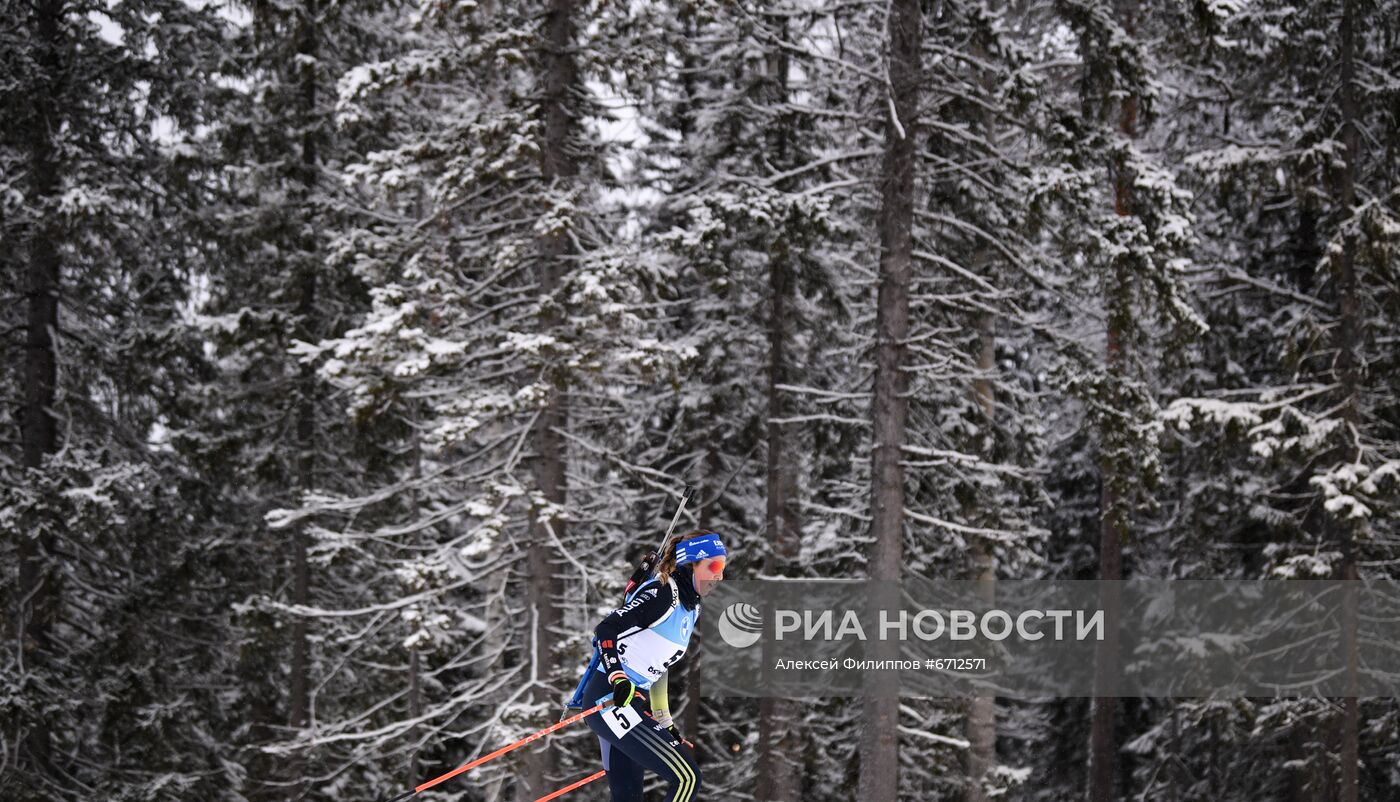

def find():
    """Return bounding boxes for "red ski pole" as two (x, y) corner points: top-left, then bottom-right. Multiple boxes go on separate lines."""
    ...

(532, 769), (607, 801)
(379, 701), (610, 802)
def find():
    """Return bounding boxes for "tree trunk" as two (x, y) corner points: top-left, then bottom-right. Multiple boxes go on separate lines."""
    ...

(763, 18), (800, 575)
(758, 251), (800, 797)
(1086, 268), (1127, 802)
(408, 402), (425, 783)
(758, 228), (800, 802)
(1086, 323), (1124, 802)
(17, 0), (64, 782)
(287, 5), (320, 798)
(1334, 1), (1361, 798)
(965, 543), (997, 802)
(964, 17), (1003, 789)
(678, 10), (698, 141)
(408, 648), (422, 781)
(1088, 3), (1138, 797)
(859, 0), (920, 798)
(965, 311), (998, 802)
(757, 20), (800, 800)
(523, 0), (578, 794)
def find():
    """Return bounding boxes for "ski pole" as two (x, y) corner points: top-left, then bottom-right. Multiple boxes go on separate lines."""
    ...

(379, 701), (612, 802)
(531, 769), (607, 801)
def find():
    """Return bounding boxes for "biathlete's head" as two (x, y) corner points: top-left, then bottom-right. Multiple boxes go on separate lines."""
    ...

(657, 530), (727, 598)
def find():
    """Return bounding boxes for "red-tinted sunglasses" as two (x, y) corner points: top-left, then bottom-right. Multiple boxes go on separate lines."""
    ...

(697, 558), (726, 574)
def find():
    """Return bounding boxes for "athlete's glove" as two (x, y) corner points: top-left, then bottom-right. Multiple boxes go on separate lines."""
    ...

(653, 709), (694, 749)
(666, 724), (695, 750)
(610, 674), (639, 709)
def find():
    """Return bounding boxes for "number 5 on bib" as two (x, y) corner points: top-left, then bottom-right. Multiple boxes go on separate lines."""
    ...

(602, 703), (643, 739)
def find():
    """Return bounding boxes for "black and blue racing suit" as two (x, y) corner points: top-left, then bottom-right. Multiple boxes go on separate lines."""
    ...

(584, 567), (703, 802)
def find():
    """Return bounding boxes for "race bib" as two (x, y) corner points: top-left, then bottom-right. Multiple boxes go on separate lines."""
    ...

(601, 703), (644, 739)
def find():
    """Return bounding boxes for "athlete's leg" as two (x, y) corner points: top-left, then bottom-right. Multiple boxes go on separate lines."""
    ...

(594, 733), (645, 802)
(584, 666), (646, 802)
(581, 669), (698, 800)
(605, 717), (703, 802)
(597, 734), (645, 802)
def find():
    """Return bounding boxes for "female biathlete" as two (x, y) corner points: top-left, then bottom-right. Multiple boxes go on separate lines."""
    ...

(582, 530), (728, 802)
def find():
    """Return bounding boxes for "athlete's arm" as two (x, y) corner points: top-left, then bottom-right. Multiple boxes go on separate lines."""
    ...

(594, 582), (676, 683)
(649, 670), (693, 748)
(649, 671), (672, 726)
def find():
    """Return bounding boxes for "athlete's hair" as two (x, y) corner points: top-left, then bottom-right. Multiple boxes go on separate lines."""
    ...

(656, 530), (716, 584)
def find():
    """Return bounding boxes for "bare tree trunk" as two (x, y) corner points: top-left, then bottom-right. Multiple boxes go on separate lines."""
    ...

(522, 0), (578, 794)
(757, 20), (800, 799)
(758, 306), (800, 799)
(758, 233), (800, 802)
(677, 9), (698, 141)
(763, 19), (800, 576)
(1334, 1), (1362, 798)
(1088, 2), (1137, 797)
(1086, 275), (1127, 802)
(408, 648), (422, 779)
(859, 0), (920, 798)
(522, 255), (566, 799)
(287, 4), (320, 798)
(963, 14), (1003, 788)
(407, 401), (424, 783)
(17, 0), (64, 782)
(965, 544), (997, 801)
(965, 311), (997, 802)
(1086, 325), (1124, 802)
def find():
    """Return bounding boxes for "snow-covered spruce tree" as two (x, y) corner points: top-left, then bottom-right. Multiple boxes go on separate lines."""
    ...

(0, 2), (243, 800)
(906, 0), (1052, 584)
(1034, 1), (1209, 800)
(1134, 0), (1400, 799)
(1156, 0), (1400, 600)
(263, 1), (696, 798)
(193, 0), (402, 798)
(900, 2), (1062, 799)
